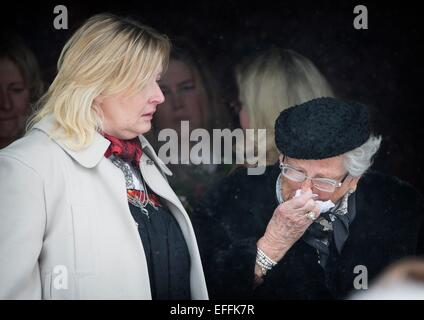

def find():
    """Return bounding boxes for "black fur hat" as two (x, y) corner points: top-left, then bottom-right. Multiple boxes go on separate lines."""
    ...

(275, 97), (370, 159)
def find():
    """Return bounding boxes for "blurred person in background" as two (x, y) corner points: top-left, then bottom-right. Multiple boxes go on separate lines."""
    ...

(232, 47), (334, 166)
(349, 257), (424, 300)
(0, 32), (44, 149)
(151, 38), (232, 212)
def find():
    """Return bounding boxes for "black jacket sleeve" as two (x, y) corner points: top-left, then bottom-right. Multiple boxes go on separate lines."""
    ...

(191, 168), (261, 299)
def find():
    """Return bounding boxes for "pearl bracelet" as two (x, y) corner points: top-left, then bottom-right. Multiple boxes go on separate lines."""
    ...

(256, 247), (277, 276)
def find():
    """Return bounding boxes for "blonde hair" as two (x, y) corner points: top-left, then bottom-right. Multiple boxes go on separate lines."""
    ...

(28, 13), (170, 149)
(236, 48), (334, 165)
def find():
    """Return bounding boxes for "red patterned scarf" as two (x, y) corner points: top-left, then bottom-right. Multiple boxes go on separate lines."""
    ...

(103, 133), (162, 209)
(103, 133), (143, 167)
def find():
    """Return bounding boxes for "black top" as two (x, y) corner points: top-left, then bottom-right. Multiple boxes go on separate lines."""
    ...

(192, 163), (424, 299)
(129, 200), (191, 300)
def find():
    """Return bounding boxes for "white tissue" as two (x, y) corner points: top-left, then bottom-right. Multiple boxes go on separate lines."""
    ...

(294, 189), (335, 213)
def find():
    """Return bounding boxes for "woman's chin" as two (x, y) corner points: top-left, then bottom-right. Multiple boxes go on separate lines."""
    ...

(137, 121), (152, 135)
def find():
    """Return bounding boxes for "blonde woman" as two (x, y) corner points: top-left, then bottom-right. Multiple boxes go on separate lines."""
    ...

(0, 14), (208, 300)
(235, 47), (334, 165)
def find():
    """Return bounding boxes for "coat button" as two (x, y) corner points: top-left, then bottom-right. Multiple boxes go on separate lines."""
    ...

(146, 159), (154, 165)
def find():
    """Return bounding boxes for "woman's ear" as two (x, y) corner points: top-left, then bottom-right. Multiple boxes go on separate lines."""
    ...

(330, 175), (361, 203)
(93, 94), (104, 106)
(348, 176), (361, 193)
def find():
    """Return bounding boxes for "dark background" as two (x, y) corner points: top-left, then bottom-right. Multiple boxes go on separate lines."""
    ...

(2, 0), (423, 194)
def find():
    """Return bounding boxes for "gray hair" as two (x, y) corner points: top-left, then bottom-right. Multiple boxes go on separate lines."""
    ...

(342, 135), (382, 177)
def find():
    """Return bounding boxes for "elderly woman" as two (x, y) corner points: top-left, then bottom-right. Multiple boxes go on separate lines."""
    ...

(0, 14), (208, 300)
(193, 97), (424, 299)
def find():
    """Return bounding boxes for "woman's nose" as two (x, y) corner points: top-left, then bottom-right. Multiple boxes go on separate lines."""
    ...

(151, 84), (165, 105)
(300, 178), (313, 191)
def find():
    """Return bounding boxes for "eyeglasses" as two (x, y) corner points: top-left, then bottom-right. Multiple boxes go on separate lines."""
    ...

(280, 162), (347, 193)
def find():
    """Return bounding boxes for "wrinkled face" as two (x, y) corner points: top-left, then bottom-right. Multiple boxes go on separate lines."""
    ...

(0, 57), (30, 143)
(279, 154), (359, 203)
(94, 66), (164, 139)
(156, 59), (206, 133)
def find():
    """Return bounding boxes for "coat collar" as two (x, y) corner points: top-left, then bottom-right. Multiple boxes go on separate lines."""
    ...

(32, 115), (172, 176)
(138, 135), (173, 176)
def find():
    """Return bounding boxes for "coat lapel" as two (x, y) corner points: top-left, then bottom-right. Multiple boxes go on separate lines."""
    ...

(138, 153), (186, 216)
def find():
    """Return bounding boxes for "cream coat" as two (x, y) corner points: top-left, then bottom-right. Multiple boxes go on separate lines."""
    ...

(0, 116), (208, 299)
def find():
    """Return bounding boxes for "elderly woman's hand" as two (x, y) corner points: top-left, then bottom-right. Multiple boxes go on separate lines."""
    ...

(257, 189), (320, 263)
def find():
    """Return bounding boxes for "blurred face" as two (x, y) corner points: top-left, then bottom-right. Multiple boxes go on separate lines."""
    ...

(156, 59), (206, 133)
(94, 66), (164, 139)
(0, 57), (30, 145)
(279, 154), (359, 203)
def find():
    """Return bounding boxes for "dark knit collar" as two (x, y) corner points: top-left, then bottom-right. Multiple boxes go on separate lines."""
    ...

(302, 192), (357, 269)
